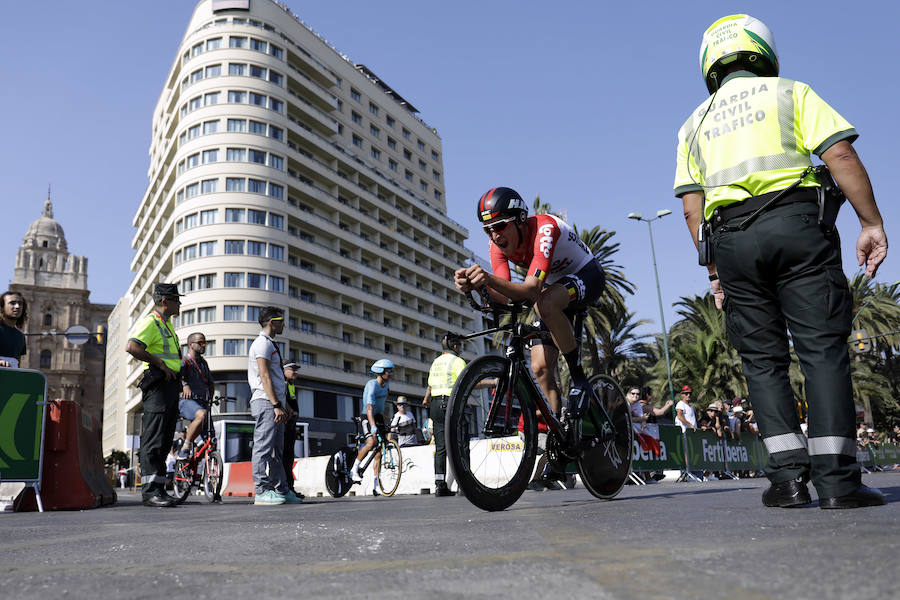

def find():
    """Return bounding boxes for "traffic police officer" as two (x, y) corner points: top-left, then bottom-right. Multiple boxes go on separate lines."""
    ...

(281, 362), (303, 498)
(125, 283), (183, 507)
(674, 15), (887, 509)
(423, 332), (466, 497)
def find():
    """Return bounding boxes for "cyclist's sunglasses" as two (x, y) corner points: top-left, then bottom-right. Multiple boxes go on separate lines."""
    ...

(482, 217), (516, 235)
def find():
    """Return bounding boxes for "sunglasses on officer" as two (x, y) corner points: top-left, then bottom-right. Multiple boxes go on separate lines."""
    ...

(482, 217), (516, 236)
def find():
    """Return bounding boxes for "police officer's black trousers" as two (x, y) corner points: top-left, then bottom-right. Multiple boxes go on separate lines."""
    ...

(430, 398), (448, 479)
(282, 417), (297, 491)
(714, 202), (860, 498)
(140, 378), (180, 499)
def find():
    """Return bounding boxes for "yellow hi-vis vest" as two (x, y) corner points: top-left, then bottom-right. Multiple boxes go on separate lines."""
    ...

(128, 311), (182, 372)
(427, 352), (466, 397)
(674, 75), (857, 220)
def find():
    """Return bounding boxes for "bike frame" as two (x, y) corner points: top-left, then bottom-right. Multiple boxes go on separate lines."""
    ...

(180, 395), (224, 482)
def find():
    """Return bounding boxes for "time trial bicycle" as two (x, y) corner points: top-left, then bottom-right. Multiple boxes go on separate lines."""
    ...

(325, 417), (403, 498)
(445, 291), (633, 511)
(172, 395), (227, 503)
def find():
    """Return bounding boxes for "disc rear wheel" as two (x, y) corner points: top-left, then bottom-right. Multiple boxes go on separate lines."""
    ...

(446, 355), (538, 511)
(325, 447), (353, 498)
(576, 374), (633, 499)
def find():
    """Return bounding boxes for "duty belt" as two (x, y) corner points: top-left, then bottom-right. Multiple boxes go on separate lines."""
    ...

(712, 187), (818, 232)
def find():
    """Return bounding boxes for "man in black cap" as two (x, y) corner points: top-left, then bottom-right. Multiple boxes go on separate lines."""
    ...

(281, 362), (303, 498)
(125, 283), (183, 507)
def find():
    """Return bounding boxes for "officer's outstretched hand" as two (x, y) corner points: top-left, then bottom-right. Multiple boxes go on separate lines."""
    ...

(710, 278), (726, 310)
(857, 225), (888, 278)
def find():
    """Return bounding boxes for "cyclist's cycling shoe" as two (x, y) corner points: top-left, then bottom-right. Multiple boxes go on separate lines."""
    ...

(371, 488), (381, 497)
(566, 384), (591, 419)
(350, 468), (363, 484)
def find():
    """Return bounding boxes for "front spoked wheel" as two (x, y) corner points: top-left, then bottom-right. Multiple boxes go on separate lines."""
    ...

(172, 459), (194, 504)
(325, 447), (354, 498)
(203, 450), (224, 502)
(446, 355), (537, 511)
(576, 374), (633, 499)
(378, 440), (402, 497)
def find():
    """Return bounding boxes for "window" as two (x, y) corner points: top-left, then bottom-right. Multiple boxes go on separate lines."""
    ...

(247, 273), (266, 288)
(387, 137), (396, 150)
(268, 213), (283, 229)
(226, 148), (245, 162)
(434, 190), (442, 201)
(185, 183), (199, 198)
(188, 125), (201, 139)
(386, 115), (395, 128)
(189, 96), (202, 110)
(225, 177), (245, 192)
(229, 36), (247, 48)
(268, 244), (284, 260)
(269, 98), (283, 113)
(250, 38), (267, 52)
(183, 244), (197, 260)
(249, 65), (266, 79)
(200, 209), (217, 224)
(402, 128), (411, 140)
(389, 159), (398, 172)
(203, 340), (216, 357)
(225, 208), (244, 222)
(417, 140), (425, 151)
(371, 148), (381, 160)
(201, 179), (218, 193)
(248, 149), (266, 164)
(269, 71), (283, 86)
(223, 339), (244, 355)
(369, 102), (379, 115)
(350, 88), (361, 102)
(299, 291), (315, 303)
(404, 170), (413, 182)
(247, 179), (265, 194)
(268, 183), (283, 200)
(248, 120), (266, 134)
(229, 63), (246, 76)
(225, 240), (244, 254)
(301, 321), (315, 334)
(205, 64), (221, 78)
(268, 154), (283, 170)
(419, 159), (426, 171)
(203, 120), (218, 134)
(224, 305), (245, 321)
(247, 241), (265, 256)
(351, 112), (362, 124)
(227, 118), (246, 132)
(268, 125), (283, 140)
(420, 181), (427, 192)
(224, 272), (244, 287)
(403, 148), (412, 160)
(198, 307), (216, 323)
(269, 276), (284, 292)
(300, 260), (315, 272)
(184, 213), (198, 229)
(247, 306), (261, 323)
(248, 209), (266, 224)
(202, 149), (218, 164)
(432, 169), (441, 181)
(301, 352), (315, 366)
(174, 250), (182, 264)
(228, 90), (246, 103)
(269, 44), (283, 59)
(181, 277), (195, 292)
(352, 135), (362, 148)
(198, 273), (216, 289)
(191, 69), (203, 84)
(370, 125), (380, 138)
(199, 241), (217, 256)
(40, 350), (52, 369)
(432, 150), (439, 161)
(187, 153), (200, 168)
(180, 310), (195, 326)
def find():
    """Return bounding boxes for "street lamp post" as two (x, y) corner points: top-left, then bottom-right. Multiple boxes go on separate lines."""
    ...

(628, 210), (676, 406)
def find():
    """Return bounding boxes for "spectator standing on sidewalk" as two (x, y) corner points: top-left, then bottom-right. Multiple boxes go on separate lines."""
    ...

(247, 307), (301, 506)
(675, 385), (698, 433)
(390, 396), (419, 447)
(0, 291), (27, 368)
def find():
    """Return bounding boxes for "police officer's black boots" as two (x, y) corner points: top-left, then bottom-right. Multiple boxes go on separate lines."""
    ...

(434, 481), (455, 497)
(761, 476), (811, 508)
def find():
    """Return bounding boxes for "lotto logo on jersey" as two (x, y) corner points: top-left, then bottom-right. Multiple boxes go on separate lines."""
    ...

(538, 224), (555, 258)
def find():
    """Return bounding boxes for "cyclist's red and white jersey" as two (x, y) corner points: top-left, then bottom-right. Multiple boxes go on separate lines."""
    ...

(490, 214), (593, 285)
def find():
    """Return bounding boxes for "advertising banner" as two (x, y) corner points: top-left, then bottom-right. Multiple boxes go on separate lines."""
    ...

(631, 425), (767, 473)
(0, 369), (48, 482)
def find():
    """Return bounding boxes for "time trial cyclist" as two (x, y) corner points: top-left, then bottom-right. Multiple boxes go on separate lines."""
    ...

(454, 187), (606, 421)
(350, 358), (394, 496)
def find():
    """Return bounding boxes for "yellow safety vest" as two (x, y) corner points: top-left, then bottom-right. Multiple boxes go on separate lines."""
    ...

(128, 311), (181, 372)
(674, 75), (857, 220)
(428, 352), (466, 397)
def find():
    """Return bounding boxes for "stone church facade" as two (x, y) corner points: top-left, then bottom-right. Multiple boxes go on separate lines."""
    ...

(10, 195), (113, 423)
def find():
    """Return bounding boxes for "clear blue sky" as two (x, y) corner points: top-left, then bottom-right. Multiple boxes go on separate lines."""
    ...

(2, 1), (897, 339)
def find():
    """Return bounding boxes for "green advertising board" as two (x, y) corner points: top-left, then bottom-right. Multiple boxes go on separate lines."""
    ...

(0, 369), (48, 482)
(632, 425), (767, 472)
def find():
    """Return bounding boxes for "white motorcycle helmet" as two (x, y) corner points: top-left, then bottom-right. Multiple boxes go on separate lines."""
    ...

(700, 14), (779, 94)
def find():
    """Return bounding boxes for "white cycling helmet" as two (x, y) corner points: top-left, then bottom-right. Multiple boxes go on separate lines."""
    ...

(700, 14), (778, 94)
(370, 359), (395, 374)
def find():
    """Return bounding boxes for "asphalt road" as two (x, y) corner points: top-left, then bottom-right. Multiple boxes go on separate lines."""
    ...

(1, 472), (897, 600)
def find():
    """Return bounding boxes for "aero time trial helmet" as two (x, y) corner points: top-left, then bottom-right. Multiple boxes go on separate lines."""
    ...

(476, 187), (527, 227)
(370, 359), (395, 374)
(700, 14), (778, 94)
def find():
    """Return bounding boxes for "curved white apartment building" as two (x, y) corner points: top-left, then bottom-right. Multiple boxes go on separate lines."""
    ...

(124, 0), (477, 455)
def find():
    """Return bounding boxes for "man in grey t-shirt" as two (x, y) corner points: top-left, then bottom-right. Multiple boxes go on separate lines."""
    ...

(247, 306), (300, 505)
